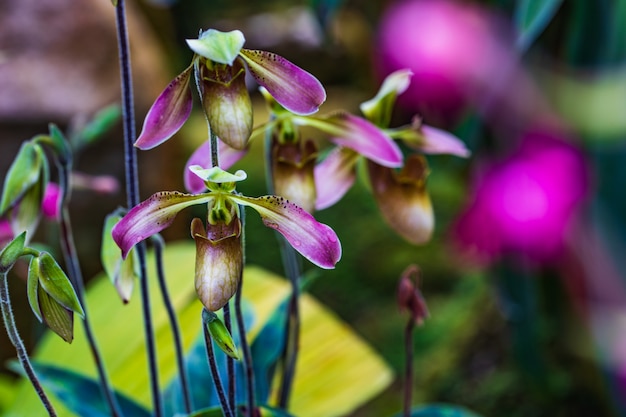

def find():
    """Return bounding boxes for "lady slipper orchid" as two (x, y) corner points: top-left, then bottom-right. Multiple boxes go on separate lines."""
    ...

(135, 29), (326, 151)
(315, 69), (469, 244)
(112, 166), (341, 310)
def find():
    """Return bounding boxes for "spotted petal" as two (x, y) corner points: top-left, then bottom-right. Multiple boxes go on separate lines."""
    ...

(112, 192), (212, 258)
(314, 147), (360, 210)
(295, 113), (403, 168)
(231, 194), (341, 269)
(135, 66), (193, 150)
(184, 141), (248, 193)
(239, 49), (326, 115)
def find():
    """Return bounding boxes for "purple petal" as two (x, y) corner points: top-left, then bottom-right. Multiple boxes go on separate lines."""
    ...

(297, 113), (403, 168)
(135, 66), (193, 150)
(239, 49), (326, 115)
(399, 122), (470, 157)
(314, 147), (359, 210)
(231, 194), (341, 268)
(184, 141), (248, 193)
(112, 192), (212, 258)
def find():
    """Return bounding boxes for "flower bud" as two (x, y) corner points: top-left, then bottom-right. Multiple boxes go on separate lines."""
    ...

(202, 309), (240, 360)
(272, 138), (317, 213)
(0, 232), (26, 273)
(397, 264), (429, 326)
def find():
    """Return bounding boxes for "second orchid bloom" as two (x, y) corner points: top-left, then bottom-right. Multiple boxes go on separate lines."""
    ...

(112, 166), (341, 311)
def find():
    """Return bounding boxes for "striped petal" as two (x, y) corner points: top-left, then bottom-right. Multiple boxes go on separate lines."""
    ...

(135, 66), (193, 150)
(231, 194), (341, 269)
(295, 113), (403, 168)
(112, 192), (212, 258)
(239, 49), (326, 115)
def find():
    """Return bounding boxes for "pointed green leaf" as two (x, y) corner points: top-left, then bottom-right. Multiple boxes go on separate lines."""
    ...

(0, 142), (45, 216)
(27, 256), (42, 322)
(73, 104), (121, 149)
(37, 253), (84, 317)
(515, 0), (564, 52)
(38, 284), (74, 343)
(46, 124), (72, 165)
(0, 231), (26, 272)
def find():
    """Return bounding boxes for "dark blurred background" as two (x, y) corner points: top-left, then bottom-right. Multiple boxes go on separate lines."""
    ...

(2, 0), (626, 416)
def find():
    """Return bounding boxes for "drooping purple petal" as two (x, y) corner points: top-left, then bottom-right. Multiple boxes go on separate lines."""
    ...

(184, 141), (248, 193)
(239, 49), (326, 115)
(296, 113), (403, 168)
(395, 120), (470, 157)
(314, 147), (360, 210)
(135, 66), (193, 150)
(112, 192), (212, 258)
(231, 194), (341, 268)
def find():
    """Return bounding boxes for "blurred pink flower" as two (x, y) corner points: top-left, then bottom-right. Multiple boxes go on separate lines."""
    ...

(453, 132), (590, 264)
(41, 183), (61, 220)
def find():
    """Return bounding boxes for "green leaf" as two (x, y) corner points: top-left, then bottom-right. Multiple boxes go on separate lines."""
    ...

(514, 0), (564, 52)
(0, 231), (26, 272)
(16, 362), (151, 417)
(73, 104), (121, 149)
(38, 283), (74, 343)
(47, 124), (72, 165)
(27, 256), (42, 321)
(391, 404), (484, 417)
(0, 141), (45, 216)
(37, 252), (84, 317)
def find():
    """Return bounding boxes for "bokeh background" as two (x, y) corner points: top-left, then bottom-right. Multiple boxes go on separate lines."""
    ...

(2, 0), (626, 416)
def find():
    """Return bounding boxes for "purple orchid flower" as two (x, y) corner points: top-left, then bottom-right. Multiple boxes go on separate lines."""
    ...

(112, 166), (341, 311)
(135, 29), (326, 152)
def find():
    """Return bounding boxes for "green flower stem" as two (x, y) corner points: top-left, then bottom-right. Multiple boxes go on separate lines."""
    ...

(1, 270), (57, 416)
(235, 207), (257, 416)
(224, 302), (236, 416)
(403, 318), (415, 417)
(203, 309), (235, 417)
(57, 168), (123, 417)
(264, 114), (302, 409)
(114, 0), (162, 415)
(151, 234), (192, 413)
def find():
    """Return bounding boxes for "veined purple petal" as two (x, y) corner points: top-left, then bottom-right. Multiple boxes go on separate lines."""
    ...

(231, 194), (341, 268)
(112, 192), (212, 258)
(239, 49), (326, 115)
(297, 113), (403, 168)
(135, 66), (193, 150)
(314, 147), (360, 210)
(184, 141), (248, 193)
(397, 122), (470, 157)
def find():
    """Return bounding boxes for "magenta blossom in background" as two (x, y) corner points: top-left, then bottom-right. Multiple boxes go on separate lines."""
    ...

(453, 132), (589, 264)
(42, 183), (61, 220)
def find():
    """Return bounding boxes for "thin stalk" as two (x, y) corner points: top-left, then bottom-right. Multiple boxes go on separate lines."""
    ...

(1, 271), (57, 416)
(114, 0), (162, 415)
(223, 303), (236, 416)
(203, 311), (235, 417)
(263, 115), (302, 408)
(235, 207), (256, 416)
(151, 235), (192, 413)
(55, 148), (123, 417)
(403, 319), (415, 417)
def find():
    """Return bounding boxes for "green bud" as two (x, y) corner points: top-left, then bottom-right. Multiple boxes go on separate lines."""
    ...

(0, 232), (26, 273)
(47, 124), (72, 166)
(37, 252), (84, 318)
(38, 282), (74, 343)
(27, 256), (42, 321)
(202, 309), (239, 360)
(0, 141), (47, 216)
(101, 211), (137, 303)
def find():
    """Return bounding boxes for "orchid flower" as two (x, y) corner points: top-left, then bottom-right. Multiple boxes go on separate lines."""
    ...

(135, 29), (326, 152)
(315, 69), (470, 244)
(257, 88), (403, 212)
(112, 166), (341, 311)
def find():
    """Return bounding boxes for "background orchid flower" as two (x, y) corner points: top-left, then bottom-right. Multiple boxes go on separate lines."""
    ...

(112, 166), (341, 309)
(135, 28), (326, 151)
(315, 69), (469, 244)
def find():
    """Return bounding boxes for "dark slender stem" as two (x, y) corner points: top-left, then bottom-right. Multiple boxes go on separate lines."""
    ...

(1, 271), (57, 416)
(151, 235), (192, 413)
(403, 319), (415, 417)
(203, 312), (235, 417)
(277, 242), (301, 408)
(223, 303), (236, 415)
(114, 1), (162, 415)
(235, 207), (256, 416)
